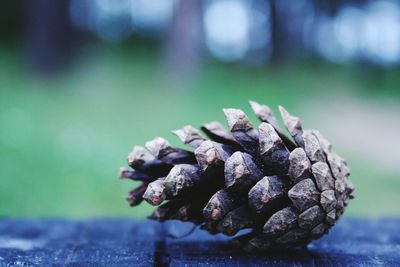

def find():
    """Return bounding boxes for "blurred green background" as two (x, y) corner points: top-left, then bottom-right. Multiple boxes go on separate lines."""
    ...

(1, 0), (400, 218)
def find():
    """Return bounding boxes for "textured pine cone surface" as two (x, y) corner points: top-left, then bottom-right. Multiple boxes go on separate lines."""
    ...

(119, 101), (354, 252)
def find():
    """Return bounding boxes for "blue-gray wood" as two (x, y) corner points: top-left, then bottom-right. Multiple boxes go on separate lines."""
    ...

(0, 219), (162, 267)
(0, 218), (399, 266)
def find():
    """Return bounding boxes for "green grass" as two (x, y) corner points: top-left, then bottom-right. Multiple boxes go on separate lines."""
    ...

(0, 44), (399, 218)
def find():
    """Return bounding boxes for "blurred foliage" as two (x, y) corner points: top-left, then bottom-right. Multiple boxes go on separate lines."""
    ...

(0, 43), (400, 218)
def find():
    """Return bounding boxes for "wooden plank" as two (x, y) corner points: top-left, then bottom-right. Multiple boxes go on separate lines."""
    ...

(0, 218), (161, 267)
(0, 218), (399, 266)
(164, 218), (400, 266)
(309, 218), (400, 266)
(163, 221), (315, 266)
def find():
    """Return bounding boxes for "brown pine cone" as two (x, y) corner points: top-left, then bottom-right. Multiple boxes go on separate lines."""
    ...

(118, 101), (354, 252)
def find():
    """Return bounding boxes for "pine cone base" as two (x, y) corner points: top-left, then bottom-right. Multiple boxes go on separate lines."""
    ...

(119, 101), (354, 252)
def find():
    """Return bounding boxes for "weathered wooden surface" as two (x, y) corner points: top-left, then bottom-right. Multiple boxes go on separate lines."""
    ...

(0, 218), (399, 266)
(0, 219), (161, 266)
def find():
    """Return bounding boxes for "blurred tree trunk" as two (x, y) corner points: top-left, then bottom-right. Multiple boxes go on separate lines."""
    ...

(164, 0), (203, 83)
(24, 0), (74, 75)
(269, 0), (284, 63)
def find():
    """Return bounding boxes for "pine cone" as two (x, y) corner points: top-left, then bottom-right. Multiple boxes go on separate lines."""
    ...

(119, 101), (354, 251)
